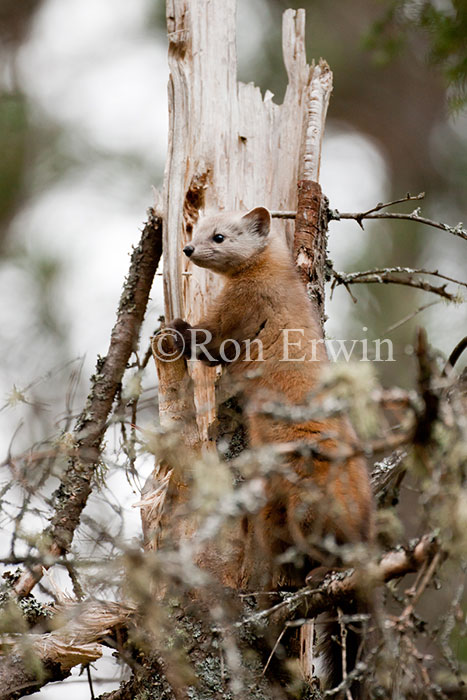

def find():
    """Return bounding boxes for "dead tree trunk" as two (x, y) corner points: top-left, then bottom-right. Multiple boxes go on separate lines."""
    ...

(162, 1), (327, 438)
(144, 0), (332, 543)
(141, 0), (333, 692)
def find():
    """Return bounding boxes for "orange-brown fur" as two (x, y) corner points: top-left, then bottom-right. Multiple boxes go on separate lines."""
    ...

(171, 207), (374, 690)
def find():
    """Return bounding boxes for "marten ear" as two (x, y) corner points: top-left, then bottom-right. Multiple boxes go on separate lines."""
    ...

(242, 207), (271, 238)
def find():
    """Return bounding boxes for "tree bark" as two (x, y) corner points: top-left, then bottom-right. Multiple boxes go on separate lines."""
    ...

(141, 0), (334, 585)
(147, 0), (333, 565)
(293, 60), (332, 326)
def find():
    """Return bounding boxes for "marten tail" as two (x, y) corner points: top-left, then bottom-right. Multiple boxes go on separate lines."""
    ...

(317, 598), (371, 699)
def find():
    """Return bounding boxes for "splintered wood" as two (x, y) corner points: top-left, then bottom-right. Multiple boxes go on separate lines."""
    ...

(162, 0), (331, 440)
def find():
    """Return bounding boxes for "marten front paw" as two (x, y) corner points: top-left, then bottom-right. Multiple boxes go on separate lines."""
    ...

(166, 318), (193, 356)
(152, 320), (189, 361)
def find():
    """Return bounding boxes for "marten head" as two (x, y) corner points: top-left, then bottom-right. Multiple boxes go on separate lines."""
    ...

(183, 207), (271, 275)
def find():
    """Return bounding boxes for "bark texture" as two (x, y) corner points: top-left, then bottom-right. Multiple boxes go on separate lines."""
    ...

(294, 180), (330, 325)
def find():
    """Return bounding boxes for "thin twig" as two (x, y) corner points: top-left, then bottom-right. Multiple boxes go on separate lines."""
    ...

(271, 191), (467, 242)
(401, 636), (437, 700)
(338, 607), (353, 700)
(272, 190), (425, 222)
(333, 266), (467, 289)
(262, 624), (288, 675)
(331, 269), (462, 302)
(402, 550), (442, 619)
(323, 642), (384, 697)
(437, 580), (465, 682)
(330, 192), (426, 229)
(385, 301), (440, 333)
(443, 335), (467, 374)
(86, 665), (95, 700)
(333, 211), (467, 242)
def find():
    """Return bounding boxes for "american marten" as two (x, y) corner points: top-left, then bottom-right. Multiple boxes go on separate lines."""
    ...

(169, 206), (374, 694)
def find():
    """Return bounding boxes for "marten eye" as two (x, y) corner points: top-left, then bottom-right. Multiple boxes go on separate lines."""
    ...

(212, 233), (224, 243)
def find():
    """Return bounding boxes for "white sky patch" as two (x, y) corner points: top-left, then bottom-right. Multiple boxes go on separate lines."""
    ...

(25, 0), (151, 54)
(419, 231), (467, 358)
(10, 167), (164, 369)
(12, 0), (168, 382)
(320, 126), (390, 265)
(236, 0), (273, 80)
(18, 0), (168, 164)
(320, 127), (390, 339)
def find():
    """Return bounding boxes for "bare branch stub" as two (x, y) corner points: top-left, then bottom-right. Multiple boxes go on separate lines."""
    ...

(13, 210), (163, 598)
(371, 449), (408, 508)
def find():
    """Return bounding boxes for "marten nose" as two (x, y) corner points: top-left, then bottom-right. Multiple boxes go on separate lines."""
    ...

(183, 245), (194, 257)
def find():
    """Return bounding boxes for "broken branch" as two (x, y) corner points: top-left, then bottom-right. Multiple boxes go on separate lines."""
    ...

(0, 600), (135, 700)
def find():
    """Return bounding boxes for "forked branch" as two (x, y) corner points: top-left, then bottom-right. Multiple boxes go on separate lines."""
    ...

(271, 191), (467, 243)
(333, 210), (467, 242)
(330, 267), (464, 302)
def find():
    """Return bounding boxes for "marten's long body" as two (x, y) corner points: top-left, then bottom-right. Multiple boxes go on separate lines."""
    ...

(171, 207), (374, 693)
